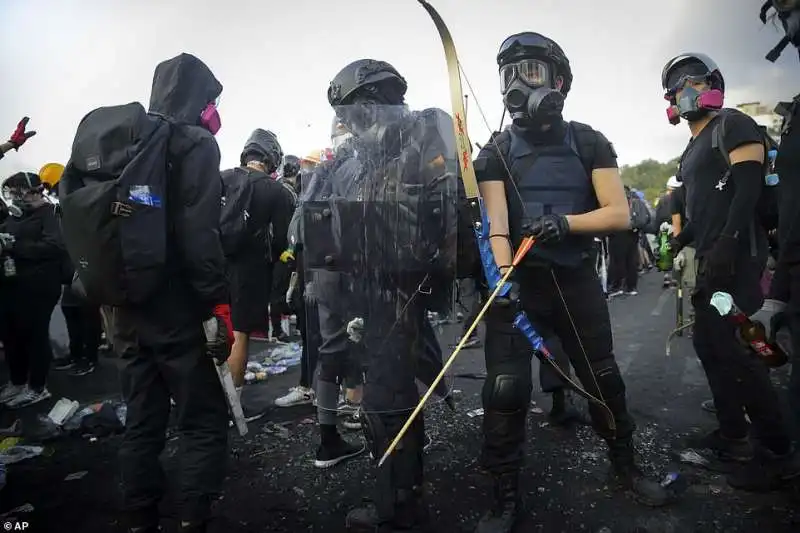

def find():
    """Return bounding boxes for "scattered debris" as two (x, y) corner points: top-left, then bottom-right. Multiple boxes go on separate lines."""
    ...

(48, 398), (80, 426)
(466, 408), (484, 418)
(64, 471), (88, 481)
(0, 445), (44, 465)
(679, 449), (710, 467)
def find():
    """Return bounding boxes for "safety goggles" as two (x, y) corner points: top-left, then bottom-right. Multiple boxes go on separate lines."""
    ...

(499, 59), (550, 94)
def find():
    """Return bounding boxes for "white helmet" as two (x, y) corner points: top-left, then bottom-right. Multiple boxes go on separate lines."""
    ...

(666, 175), (682, 189)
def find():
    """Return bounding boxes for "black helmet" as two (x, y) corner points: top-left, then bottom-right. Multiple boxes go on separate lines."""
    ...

(497, 32), (573, 95)
(327, 59), (407, 107)
(240, 129), (283, 170)
(2, 172), (43, 193)
(661, 53), (725, 95)
(283, 155), (300, 178)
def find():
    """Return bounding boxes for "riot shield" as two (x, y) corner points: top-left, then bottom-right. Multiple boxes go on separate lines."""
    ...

(300, 105), (460, 417)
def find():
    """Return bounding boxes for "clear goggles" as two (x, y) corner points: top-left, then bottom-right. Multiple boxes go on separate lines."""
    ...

(499, 59), (550, 93)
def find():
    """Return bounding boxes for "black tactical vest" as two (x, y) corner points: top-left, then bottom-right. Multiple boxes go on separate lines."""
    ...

(505, 124), (599, 267)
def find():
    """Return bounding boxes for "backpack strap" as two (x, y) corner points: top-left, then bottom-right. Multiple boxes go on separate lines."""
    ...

(566, 121), (599, 178)
(711, 112), (732, 168)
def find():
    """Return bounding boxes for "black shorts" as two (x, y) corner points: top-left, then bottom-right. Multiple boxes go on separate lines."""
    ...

(228, 258), (273, 334)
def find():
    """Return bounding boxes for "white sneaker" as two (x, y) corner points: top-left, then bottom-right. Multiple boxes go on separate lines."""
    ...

(0, 383), (25, 405)
(7, 387), (51, 409)
(274, 386), (315, 407)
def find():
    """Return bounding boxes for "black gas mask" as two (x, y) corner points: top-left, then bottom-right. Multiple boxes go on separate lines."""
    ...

(500, 59), (564, 130)
(761, 0), (800, 61)
(1, 173), (44, 218)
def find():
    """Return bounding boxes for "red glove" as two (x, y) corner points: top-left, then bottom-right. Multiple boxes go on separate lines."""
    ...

(9, 117), (36, 150)
(213, 304), (234, 350)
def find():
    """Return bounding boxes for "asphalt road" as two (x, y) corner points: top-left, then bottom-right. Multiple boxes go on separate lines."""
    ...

(1, 270), (799, 533)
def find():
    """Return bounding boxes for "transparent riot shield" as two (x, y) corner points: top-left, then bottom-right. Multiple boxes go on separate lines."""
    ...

(300, 105), (459, 419)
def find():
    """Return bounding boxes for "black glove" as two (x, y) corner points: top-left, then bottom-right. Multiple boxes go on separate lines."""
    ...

(704, 234), (738, 290)
(668, 237), (683, 256)
(523, 214), (569, 244)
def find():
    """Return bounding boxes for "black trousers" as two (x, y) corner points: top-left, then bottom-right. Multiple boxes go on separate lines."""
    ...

(608, 231), (639, 291)
(481, 263), (634, 473)
(0, 282), (60, 390)
(62, 304), (102, 365)
(115, 318), (229, 527)
(361, 290), (426, 521)
(692, 256), (792, 453)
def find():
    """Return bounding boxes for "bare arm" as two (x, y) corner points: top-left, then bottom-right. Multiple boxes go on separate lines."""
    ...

(479, 180), (514, 274)
(671, 213), (682, 235)
(565, 167), (630, 233)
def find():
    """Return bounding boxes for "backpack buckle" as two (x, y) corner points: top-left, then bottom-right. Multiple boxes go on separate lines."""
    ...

(111, 201), (134, 217)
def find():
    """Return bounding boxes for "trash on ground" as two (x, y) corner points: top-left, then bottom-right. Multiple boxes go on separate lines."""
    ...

(466, 408), (484, 418)
(679, 449), (710, 467)
(64, 471), (88, 481)
(0, 503), (34, 518)
(0, 437), (21, 452)
(0, 420), (22, 437)
(0, 445), (45, 465)
(48, 398), (80, 426)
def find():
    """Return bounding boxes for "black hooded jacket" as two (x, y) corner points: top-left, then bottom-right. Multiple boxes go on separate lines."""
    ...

(117, 53), (227, 344)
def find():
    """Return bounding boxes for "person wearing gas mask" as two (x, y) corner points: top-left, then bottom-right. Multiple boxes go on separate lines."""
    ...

(280, 155), (302, 196)
(0, 117), (36, 162)
(472, 32), (671, 531)
(662, 53), (800, 491)
(103, 54), (230, 533)
(0, 172), (64, 408)
(308, 58), (457, 530)
(751, 0), (800, 449)
(223, 129), (295, 409)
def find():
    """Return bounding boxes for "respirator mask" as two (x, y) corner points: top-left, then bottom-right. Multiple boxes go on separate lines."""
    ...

(500, 59), (564, 129)
(200, 96), (222, 135)
(1, 176), (41, 218)
(333, 94), (408, 154)
(663, 61), (724, 125)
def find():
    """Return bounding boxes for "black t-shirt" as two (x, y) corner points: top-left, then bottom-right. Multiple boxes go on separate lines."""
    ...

(678, 110), (765, 255)
(475, 122), (618, 183)
(776, 102), (800, 264)
(669, 187), (686, 225)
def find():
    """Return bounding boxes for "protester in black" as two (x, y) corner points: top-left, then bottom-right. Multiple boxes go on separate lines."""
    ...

(57, 278), (102, 376)
(663, 52), (799, 490)
(223, 129), (295, 401)
(0, 172), (63, 408)
(110, 54), (230, 533)
(473, 32), (671, 532)
(608, 186), (642, 296)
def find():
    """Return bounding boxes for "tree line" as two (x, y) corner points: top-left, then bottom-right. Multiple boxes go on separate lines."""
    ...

(620, 157), (680, 204)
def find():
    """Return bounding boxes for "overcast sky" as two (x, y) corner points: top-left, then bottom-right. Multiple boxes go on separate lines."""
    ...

(1, 0), (797, 177)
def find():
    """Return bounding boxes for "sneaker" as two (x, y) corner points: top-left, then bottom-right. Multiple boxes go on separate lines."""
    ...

(701, 399), (716, 414)
(625, 290), (638, 296)
(337, 399), (359, 417)
(342, 408), (362, 430)
(608, 289), (624, 298)
(52, 358), (76, 371)
(274, 386), (315, 407)
(0, 383), (25, 404)
(7, 387), (51, 409)
(313, 437), (365, 468)
(69, 362), (96, 376)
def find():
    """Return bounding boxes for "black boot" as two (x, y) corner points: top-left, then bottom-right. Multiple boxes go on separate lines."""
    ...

(607, 439), (671, 507)
(548, 389), (590, 427)
(475, 471), (521, 533)
(346, 487), (429, 532)
(347, 415), (428, 531)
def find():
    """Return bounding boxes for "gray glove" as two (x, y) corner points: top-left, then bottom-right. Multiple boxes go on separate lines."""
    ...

(749, 299), (787, 341)
(0, 233), (15, 253)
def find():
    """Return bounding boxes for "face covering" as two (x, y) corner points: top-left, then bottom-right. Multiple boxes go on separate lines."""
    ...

(666, 86), (724, 124)
(200, 102), (221, 135)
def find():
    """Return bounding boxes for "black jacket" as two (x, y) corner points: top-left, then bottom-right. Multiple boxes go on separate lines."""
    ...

(0, 203), (64, 290)
(117, 53), (228, 344)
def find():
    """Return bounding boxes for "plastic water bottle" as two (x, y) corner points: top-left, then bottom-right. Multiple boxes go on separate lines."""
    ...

(3, 256), (15, 278)
(765, 149), (779, 187)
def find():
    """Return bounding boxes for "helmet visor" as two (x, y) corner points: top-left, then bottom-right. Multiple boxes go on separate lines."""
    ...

(664, 61), (711, 96)
(499, 59), (550, 93)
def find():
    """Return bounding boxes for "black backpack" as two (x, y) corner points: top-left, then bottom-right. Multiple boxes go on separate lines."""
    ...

(628, 194), (652, 231)
(219, 167), (256, 256)
(711, 110), (780, 232)
(59, 102), (172, 306)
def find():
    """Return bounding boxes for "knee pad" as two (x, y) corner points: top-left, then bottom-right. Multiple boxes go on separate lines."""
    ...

(484, 373), (529, 412)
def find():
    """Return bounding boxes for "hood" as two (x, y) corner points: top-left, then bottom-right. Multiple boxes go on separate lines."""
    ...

(148, 53), (222, 124)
